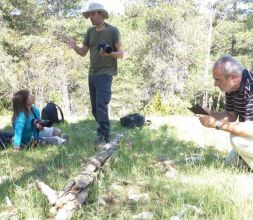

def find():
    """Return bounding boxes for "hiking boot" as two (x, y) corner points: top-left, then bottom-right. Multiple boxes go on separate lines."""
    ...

(61, 133), (69, 141)
(94, 133), (111, 145)
(93, 136), (107, 145)
(38, 138), (48, 146)
(104, 134), (111, 143)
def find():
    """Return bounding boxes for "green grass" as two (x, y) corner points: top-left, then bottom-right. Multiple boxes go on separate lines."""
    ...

(0, 117), (252, 219)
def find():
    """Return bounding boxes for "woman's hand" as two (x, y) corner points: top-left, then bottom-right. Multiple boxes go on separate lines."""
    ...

(13, 148), (21, 153)
(36, 123), (44, 130)
(33, 119), (44, 130)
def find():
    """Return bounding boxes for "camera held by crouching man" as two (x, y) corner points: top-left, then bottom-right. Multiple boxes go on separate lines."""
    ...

(97, 41), (112, 54)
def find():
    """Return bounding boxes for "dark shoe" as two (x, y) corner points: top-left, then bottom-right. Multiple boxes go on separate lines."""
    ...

(94, 133), (111, 145)
(93, 136), (106, 145)
(38, 138), (48, 146)
(104, 134), (111, 143)
(61, 133), (69, 141)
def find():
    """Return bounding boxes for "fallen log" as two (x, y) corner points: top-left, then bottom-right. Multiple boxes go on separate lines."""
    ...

(36, 134), (123, 220)
(0, 197), (18, 219)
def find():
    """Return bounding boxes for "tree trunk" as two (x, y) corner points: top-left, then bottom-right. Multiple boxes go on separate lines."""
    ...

(203, 3), (214, 108)
(61, 75), (71, 117)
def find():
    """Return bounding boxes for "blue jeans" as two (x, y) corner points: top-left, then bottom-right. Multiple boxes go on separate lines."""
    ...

(88, 74), (112, 140)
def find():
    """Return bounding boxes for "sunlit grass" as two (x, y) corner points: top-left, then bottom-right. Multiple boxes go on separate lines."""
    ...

(0, 116), (252, 219)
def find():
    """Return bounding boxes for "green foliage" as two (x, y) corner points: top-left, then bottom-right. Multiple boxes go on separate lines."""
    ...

(0, 0), (45, 34)
(0, 80), (12, 111)
(1, 0), (253, 115)
(144, 91), (190, 116)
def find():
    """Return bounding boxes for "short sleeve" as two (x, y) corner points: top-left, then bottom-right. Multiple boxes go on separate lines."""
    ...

(113, 27), (121, 45)
(83, 29), (90, 47)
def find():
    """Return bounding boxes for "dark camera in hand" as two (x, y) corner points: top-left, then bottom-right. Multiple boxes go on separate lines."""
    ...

(97, 41), (112, 54)
(33, 119), (52, 127)
(188, 104), (209, 115)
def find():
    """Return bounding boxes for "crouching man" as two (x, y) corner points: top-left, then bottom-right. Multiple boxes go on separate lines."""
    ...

(197, 55), (253, 169)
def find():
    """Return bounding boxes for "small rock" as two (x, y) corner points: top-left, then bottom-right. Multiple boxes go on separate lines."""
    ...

(138, 181), (148, 186)
(126, 139), (133, 149)
(16, 166), (25, 172)
(0, 176), (9, 184)
(155, 160), (177, 179)
(165, 168), (177, 179)
(170, 216), (181, 220)
(110, 182), (124, 192)
(120, 180), (132, 185)
(98, 198), (107, 206)
(185, 155), (203, 165)
(172, 204), (202, 219)
(157, 155), (167, 162)
(6, 197), (14, 207)
(98, 193), (116, 206)
(128, 193), (150, 203)
(163, 160), (176, 168)
(162, 141), (169, 145)
(66, 154), (75, 158)
(132, 211), (154, 220)
(133, 153), (142, 158)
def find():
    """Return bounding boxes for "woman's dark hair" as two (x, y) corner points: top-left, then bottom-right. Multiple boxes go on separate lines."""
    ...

(12, 90), (30, 124)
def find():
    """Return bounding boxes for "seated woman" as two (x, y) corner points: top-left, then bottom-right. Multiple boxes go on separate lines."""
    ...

(12, 90), (68, 152)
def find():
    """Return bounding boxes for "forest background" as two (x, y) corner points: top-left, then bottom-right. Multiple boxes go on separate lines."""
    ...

(0, 0), (253, 117)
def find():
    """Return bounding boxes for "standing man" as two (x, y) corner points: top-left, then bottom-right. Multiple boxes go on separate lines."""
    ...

(68, 2), (123, 144)
(197, 55), (253, 170)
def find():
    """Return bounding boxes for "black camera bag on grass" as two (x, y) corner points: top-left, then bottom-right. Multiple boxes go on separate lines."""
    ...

(0, 131), (13, 148)
(41, 102), (64, 124)
(120, 113), (145, 128)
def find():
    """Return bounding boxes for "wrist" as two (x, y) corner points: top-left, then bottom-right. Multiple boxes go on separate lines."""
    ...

(214, 121), (222, 130)
(106, 52), (113, 57)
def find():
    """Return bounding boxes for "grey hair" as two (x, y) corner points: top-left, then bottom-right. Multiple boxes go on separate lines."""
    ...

(213, 55), (244, 76)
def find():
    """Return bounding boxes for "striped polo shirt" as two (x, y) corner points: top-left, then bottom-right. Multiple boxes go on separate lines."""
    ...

(225, 69), (253, 122)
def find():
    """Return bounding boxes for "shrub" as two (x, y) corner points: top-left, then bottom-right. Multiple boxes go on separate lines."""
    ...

(144, 91), (190, 116)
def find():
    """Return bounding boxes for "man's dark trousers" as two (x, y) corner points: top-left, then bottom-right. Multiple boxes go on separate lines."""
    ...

(88, 74), (112, 141)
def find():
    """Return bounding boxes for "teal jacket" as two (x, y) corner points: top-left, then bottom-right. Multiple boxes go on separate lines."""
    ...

(13, 105), (40, 148)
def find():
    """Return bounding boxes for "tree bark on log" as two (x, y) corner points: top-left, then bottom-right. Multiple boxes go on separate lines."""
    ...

(36, 134), (123, 220)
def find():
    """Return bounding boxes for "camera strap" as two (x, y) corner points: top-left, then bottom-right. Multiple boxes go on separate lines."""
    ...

(31, 107), (40, 137)
(31, 106), (39, 119)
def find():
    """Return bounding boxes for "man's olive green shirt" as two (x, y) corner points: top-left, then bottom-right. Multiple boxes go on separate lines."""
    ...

(83, 23), (120, 76)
